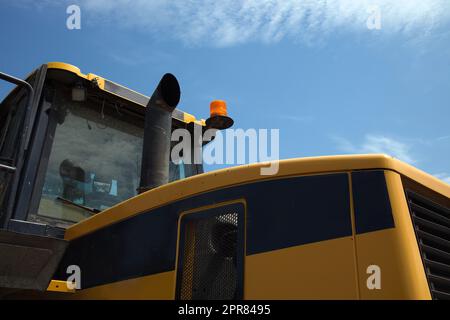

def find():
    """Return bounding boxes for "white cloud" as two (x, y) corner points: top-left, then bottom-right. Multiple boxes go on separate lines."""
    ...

(62, 0), (450, 47)
(277, 115), (314, 123)
(333, 134), (416, 164)
(437, 135), (450, 141)
(108, 50), (174, 67)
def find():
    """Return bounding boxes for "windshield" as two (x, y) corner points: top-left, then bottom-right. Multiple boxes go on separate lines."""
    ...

(31, 88), (190, 227)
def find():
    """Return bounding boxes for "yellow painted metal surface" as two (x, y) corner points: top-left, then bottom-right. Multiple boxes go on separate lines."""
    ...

(65, 154), (450, 241)
(355, 171), (431, 299)
(68, 271), (175, 300)
(45, 166), (441, 299)
(46, 62), (108, 91)
(86, 73), (105, 90)
(47, 61), (83, 76)
(46, 61), (204, 125)
(183, 112), (197, 124)
(10, 63), (447, 300)
(47, 280), (75, 293)
(245, 236), (358, 299)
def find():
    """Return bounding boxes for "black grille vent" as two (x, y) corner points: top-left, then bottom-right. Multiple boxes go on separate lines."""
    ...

(177, 210), (241, 300)
(406, 190), (450, 300)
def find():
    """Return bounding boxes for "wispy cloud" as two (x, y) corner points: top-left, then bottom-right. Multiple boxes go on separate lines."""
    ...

(333, 134), (416, 164)
(437, 135), (450, 141)
(38, 0), (449, 47)
(277, 115), (314, 123)
(108, 50), (175, 67)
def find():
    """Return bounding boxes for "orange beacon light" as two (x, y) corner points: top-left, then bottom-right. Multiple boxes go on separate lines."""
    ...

(206, 100), (234, 130)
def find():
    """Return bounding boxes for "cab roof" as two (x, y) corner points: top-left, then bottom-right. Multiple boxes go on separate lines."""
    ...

(46, 62), (205, 126)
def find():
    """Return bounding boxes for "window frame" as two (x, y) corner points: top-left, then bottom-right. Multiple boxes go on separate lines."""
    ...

(175, 199), (246, 300)
(27, 82), (148, 226)
(0, 65), (45, 228)
(23, 77), (204, 229)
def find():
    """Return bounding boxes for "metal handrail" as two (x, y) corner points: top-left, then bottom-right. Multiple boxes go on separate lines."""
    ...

(0, 163), (16, 173)
(0, 71), (35, 227)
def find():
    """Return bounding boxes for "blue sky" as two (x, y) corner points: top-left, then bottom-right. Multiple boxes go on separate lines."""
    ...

(1, 1), (449, 183)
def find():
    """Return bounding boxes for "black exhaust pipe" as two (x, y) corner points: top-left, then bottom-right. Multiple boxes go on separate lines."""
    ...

(138, 73), (180, 193)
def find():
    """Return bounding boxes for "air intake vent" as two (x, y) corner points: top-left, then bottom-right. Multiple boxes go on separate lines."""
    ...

(406, 190), (450, 300)
(176, 203), (244, 300)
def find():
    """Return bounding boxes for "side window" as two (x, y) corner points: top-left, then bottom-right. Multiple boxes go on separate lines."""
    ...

(176, 201), (245, 300)
(0, 95), (27, 160)
(0, 73), (36, 223)
(351, 170), (394, 234)
(246, 173), (352, 255)
(0, 74), (35, 162)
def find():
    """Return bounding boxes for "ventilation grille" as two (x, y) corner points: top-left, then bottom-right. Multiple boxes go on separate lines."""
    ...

(406, 190), (450, 300)
(177, 212), (239, 300)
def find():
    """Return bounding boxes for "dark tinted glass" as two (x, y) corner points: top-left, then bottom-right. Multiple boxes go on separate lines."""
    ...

(246, 173), (352, 255)
(352, 170), (394, 234)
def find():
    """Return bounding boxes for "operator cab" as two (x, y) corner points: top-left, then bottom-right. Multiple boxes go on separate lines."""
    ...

(0, 62), (204, 233)
(0, 62), (232, 293)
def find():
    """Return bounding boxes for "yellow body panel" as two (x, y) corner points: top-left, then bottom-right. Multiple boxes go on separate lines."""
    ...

(47, 62), (105, 89)
(47, 280), (75, 293)
(245, 236), (358, 299)
(42, 164), (444, 300)
(7, 62), (446, 300)
(65, 154), (450, 241)
(68, 271), (175, 300)
(355, 171), (430, 299)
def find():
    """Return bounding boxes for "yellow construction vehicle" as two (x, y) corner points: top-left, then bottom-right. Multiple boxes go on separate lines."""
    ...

(0, 62), (449, 299)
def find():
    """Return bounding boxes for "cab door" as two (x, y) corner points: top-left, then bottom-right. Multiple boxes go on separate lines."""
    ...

(0, 66), (45, 228)
(0, 66), (67, 293)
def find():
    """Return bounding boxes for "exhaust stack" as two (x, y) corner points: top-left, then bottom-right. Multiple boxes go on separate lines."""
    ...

(139, 73), (180, 193)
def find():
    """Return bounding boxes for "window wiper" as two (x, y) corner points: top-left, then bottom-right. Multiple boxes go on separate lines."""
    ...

(56, 196), (101, 214)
